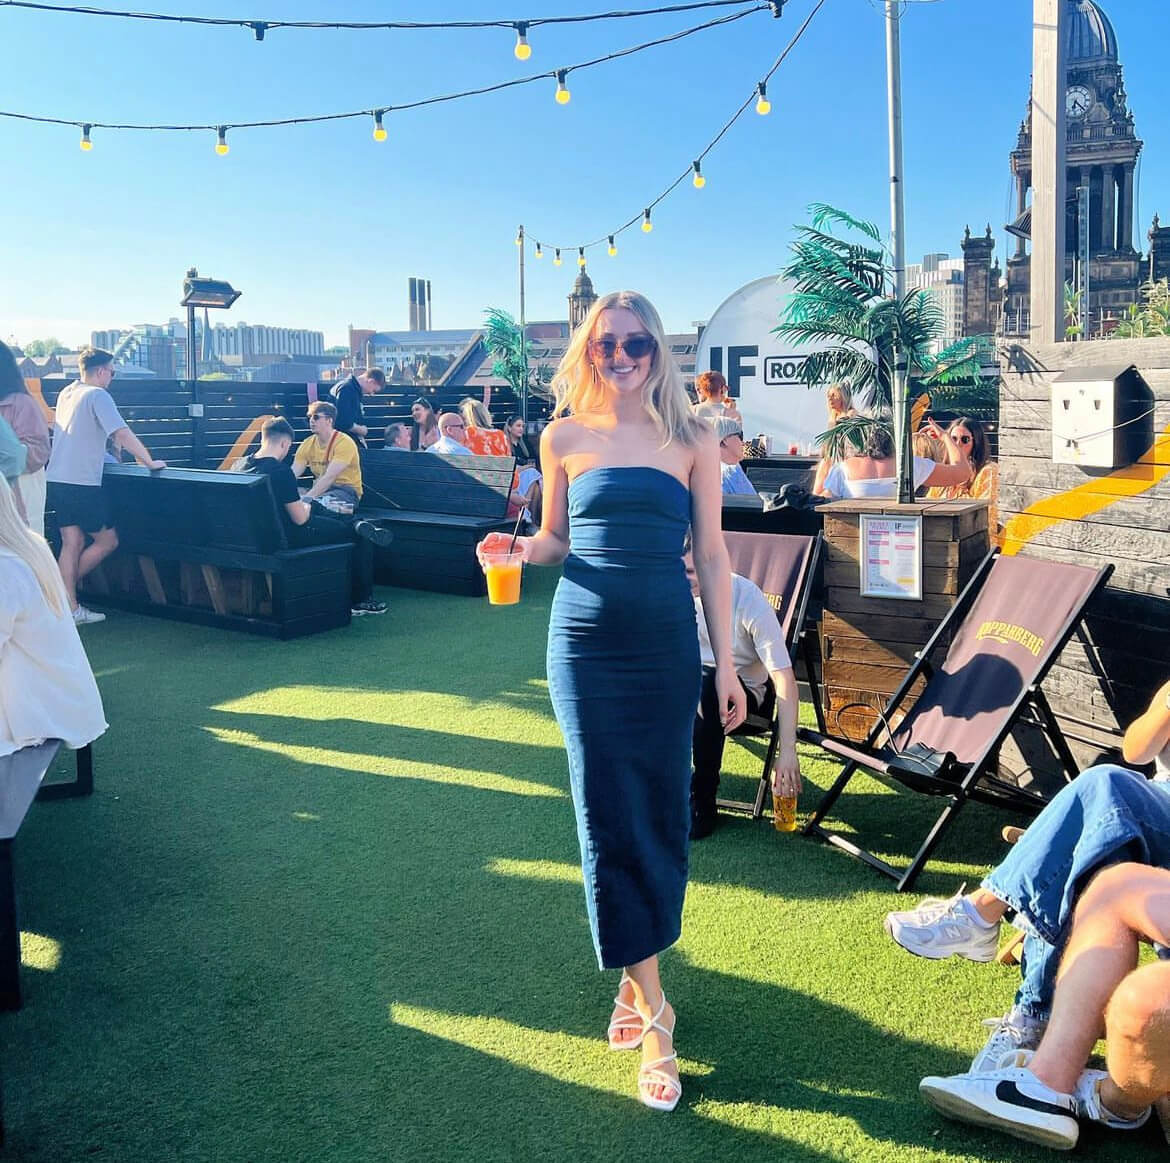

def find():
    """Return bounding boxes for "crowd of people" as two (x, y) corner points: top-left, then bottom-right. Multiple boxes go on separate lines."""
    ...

(4, 316), (1165, 1148)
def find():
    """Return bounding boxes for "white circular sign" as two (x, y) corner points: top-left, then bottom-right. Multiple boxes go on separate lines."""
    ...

(696, 275), (845, 452)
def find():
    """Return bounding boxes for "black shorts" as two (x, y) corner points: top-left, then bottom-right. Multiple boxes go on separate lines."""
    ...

(47, 482), (112, 533)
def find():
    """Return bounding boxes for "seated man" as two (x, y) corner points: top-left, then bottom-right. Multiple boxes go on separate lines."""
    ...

(684, 538), (800, 839)
(329, 367), (385, 446)
(384, 422), (411, 451)
(242, 416), (388, 617)
(292, 401), (364, 512)
(708, 416), (759, 497)
(919, 862), (1170, 1149)
(426, 412), (473, 456)
(886, 677), (1170, 1070)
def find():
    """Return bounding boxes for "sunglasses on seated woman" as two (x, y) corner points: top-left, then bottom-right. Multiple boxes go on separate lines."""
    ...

(587, 335), (657, 361)
(949, 432), (972, 445)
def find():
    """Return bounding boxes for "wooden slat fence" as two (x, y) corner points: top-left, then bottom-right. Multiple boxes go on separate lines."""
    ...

(39, 379), (551, 469)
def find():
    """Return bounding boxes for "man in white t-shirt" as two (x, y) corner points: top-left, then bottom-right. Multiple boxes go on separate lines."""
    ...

(684, 542), (801, 838)
(45, 347), (166, 625)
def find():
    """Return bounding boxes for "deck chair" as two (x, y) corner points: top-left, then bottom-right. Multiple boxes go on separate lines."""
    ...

(716, 531), (825, 819)
(800, 549), (1113, 891)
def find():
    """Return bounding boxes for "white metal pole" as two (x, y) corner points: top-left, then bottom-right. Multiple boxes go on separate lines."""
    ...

(886, 1), (912, 502)
(518, 224), (528, 425)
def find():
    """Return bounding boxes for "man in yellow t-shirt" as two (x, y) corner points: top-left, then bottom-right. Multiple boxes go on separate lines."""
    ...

(291, 400), (363, 510)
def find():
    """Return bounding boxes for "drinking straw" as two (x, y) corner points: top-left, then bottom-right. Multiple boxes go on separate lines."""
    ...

(506, 508), (526, 556)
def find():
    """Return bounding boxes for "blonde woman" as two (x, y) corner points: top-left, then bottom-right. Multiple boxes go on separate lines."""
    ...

(477, 291), (744, 1112)
(458, 397), (510, 457)
(0, 475), (107, 758)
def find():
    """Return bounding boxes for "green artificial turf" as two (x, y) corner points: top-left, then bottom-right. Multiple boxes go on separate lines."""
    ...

(2, 569), (1153, 1160)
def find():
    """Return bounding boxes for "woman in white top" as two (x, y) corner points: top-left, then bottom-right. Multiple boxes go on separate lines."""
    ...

(0, 475), (107, 757)
(816, 421), (973, 500)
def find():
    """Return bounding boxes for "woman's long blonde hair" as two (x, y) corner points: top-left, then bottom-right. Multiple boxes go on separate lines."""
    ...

(0, 476), (67, 616)
(459, 397), (493, 428)
(552, 290), (706, 447)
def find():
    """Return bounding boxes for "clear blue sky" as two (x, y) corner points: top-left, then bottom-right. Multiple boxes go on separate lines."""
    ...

(1, 0), (1166, 349)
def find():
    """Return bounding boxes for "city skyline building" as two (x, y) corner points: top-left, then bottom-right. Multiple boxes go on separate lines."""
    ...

(905, 252), (966, 353)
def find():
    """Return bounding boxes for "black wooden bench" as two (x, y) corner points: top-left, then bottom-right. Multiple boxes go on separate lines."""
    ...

(0, 740), (93, 1012)
(358, 451), (516, 596)
(79, 465), (351, 638)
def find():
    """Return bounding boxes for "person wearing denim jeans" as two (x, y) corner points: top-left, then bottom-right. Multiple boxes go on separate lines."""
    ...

(885, 678), (1170, 1069)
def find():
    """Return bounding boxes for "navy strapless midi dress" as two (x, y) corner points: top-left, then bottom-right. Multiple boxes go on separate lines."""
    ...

(546, 467), (701, 970)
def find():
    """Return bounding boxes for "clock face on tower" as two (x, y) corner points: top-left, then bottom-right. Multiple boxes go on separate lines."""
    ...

(1066, 85), (1093, 119)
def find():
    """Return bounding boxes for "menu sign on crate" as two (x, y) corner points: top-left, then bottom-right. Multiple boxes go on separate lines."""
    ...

(859, 514), (923, 601)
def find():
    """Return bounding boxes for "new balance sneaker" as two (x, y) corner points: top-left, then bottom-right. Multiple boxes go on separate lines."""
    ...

(884, 888), (1000, 962)
(970, 1009), (1047, 1072)
(919, 1063), (1079, 1150)
(351, 599), (387, 616)
(72, 605), (106, 626)
(1073, 1069), (1151, 1131)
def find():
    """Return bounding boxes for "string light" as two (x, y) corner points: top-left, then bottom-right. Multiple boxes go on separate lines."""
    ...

(0, 1), (766, 37)
(518, 0), (826, 268)
(577, 247), (587, 267)
(215, 126), (229, 155)
(372, 109), (388, 141)
(554, 248), (563, 266)
(80, 123), (92, 150)
(535, 243), (543, 258)
(513, 22), (532, 59)
(515, 228), (524, 246)
(3, 6), (766, 143)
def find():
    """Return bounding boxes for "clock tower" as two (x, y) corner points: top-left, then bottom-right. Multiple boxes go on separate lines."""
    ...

(1001, 0), (1143, 337)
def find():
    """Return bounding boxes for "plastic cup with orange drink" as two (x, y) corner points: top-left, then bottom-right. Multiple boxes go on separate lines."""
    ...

(479, 531), (525, 605)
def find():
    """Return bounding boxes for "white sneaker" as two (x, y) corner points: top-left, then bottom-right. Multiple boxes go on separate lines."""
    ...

(884, 888), (1000, 962)
(72, 605), (106, 625)
(970, 1011), (1046, 1072)
(1073, 1069), (1151, 1131)
(919, 1063), (1079, 1150)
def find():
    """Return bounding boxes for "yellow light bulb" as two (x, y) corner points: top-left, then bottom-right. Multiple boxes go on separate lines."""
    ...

(535, 244), (543, 259)
(607, 236), (617, 257)
(553, 249), (563, 266)
(757, 96), (771, 115)
(693, 173), (706, 189)
(373, 112), (388, 142)
(577, 249), (586, 267)
(216, 128), (229, 156)
(80, 125), (93, 151)
(514, 25), (531, 60)
(641, 210), (653, 234)
(555, 71), (570, 105)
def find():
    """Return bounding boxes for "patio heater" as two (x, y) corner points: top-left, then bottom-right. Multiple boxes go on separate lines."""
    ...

(180, 268), (241, 380)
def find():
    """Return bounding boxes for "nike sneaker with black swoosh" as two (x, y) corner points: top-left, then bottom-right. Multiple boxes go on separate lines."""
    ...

(918, 1064), (1079, 1150)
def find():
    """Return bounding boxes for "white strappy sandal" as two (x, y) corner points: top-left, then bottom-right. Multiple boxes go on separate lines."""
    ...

(606, 972), (645, 1051)
(637, 995), (681, 1112)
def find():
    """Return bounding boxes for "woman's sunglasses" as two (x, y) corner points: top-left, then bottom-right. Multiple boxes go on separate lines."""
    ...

(950, 432), (972, 445)
(588, 335), (657, 361)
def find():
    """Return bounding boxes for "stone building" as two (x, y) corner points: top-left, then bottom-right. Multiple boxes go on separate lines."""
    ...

(568, 267), (598, 331)
(963, 0), (1170, 339)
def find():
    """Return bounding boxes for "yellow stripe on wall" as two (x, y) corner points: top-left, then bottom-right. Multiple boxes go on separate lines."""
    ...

(1001, 425), (1170, 556)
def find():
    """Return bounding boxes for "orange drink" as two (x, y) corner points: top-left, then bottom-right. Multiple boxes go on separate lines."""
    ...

(482, 551), (524, 605)
(772, 791), (798, 833)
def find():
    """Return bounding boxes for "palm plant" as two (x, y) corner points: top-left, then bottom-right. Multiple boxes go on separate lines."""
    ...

(482, 308), (552, 414)
(775, 204), (996, 482)
(1111, 278), (1170, 338)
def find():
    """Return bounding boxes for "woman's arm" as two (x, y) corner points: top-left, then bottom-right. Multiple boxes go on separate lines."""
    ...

(691, 431), (746, 731)
(1122, 680), (1170, 767)
(478, 422), (570, 566)
(922, 460), (975, 488)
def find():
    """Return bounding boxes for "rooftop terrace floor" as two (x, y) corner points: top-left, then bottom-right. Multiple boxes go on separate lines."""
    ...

(4, 570), (1149, 1161)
